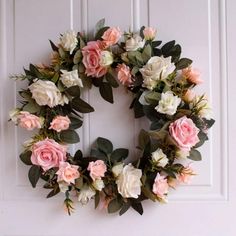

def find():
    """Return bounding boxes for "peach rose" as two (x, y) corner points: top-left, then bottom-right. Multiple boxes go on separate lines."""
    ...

(18, 111), (42, 130)
(49, 115), (71, 132)
(182, 67), (203, 84)
(143, 27), (157, 40)
(178, 165), (195, 184)
(102, 27), (122, 47)
(56, 161), (80, 184)
(152, 173), (169, 199)
(183, 89), (196, 103)
(87, 160), (107, 181)
(82, 41), (107, 78)
(31, 138), (67, 171)
(169, 116), (200, 151)
(117, 63), (132, 85)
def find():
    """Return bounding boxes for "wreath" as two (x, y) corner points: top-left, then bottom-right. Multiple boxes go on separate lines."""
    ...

(9, 19), (215, 216)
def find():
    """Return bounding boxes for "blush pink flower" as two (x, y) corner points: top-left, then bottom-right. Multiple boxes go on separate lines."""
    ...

(82, 41), (107, 78)
(117, 63), (132, 86)
(18, 111), (42, 130)
(169, 116), (200, 151)
(182, 67), (203, 84)
(102, 27), (122, 47)
(143, 27), (157, 40)
(183, 89), (196, 103)
(49, 115), (71, 132)
(87, 160), (107, 181)
(178, 165), (195, 184)
(152, 173), (169, 199)
(31, 138), (67, 171)
(56, 162), (80, 184)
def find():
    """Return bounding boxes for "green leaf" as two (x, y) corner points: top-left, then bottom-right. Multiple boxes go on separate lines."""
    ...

(28, 165), (41, 188)
(74, 150), (83, 161)
(108, 198), (123, 214)
(95, 192), (100, 209)
(60, 129), (80, 144)
(152, 40), (162, 48)
(203, 118), (215, 129)
(142, 44), (152, 63)
(187, 149), (202, 161)
(23, 101), (41, 113)
(99, 82), (114, 103)
(143, 105), (158, 121)
(111, 148), (129, 162)
(46, 185), (60, 198)
(66, 86), (81, 97)
(141, 186), (156, 202)
(73, 50), (82, 64)
(150, 119), (165, 131)
(175, 58), (192, 70)
(161, 40), (175, 55)
(90, 149), (107, 160)
(138, 129), (150, 150)
(71, 97), (95, 113)
(133, 99), (144, 118)
(144, 91), (161, 105)
(97, 137), (113, 154)
(139, 26), (145, 39)
(95, 18), (105, 32)
(131, 202), (143, 215)
(29, 64), (43, 78)
(119, 202), (131, 216)
(51, 73), (59, 83)
(19, 150), (32, 165)
(49, 40), (58, 51)
(69, 116), (83, 129)
(194, 131), (208, 148)
(95, 26), (109, 40)
(106, 73), (119, 88)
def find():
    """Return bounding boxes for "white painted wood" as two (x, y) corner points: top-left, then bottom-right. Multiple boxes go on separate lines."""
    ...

(0, 0), (235, 235)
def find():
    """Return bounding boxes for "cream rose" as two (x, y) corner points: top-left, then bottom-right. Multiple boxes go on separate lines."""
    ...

(92, 179), (105, 191)
(125, 35), (145, 51)
(60, 69), (83, 88)
(151, 148), (168, 167)
(29, 80), (68, 108)
(112, 163), (124, 177)
(78, 185), (96, 205)
(99, 51), (113, 66)
(116, 164), (142, 199)
(140, 56), (175, 83)
(155, 91), (181, 115)
(60, 30), (78, 54)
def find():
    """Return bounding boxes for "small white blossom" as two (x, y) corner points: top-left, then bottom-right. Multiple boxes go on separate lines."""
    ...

(99, 51), (113, 66)
(152, 148), (169, 167)
(78, 185), (96, 205)
(9, 108), (20, 124)
(60, 69), (83, 88)
(112, 163), (124, 177)
(125, 35), (145, 51)
(92, 179), (105, 191)
(60, 30), (78, 54)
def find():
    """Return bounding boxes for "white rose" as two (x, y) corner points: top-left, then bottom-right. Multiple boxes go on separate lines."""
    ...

(92, 179), (105, 191)
(112, 163), (124, 177)
(155, 91), (181, 115)
(99, 51), (113, 66)
(143, 78), (158, 90)
(126, 35), (145, 51)
(116, 164), (142, 198)
(29, 80), (68, 108)
(60, 30), (78, 54)
(140, 56), (175, 83)
(60, 69), (83, 88)
(152, 148), (169, 167)
(78, 185), (96, 205)
(9, 108), (20, 124)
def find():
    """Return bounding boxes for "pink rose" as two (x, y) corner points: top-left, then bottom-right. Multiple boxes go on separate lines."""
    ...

(182, 67), (203, 84)
(82, 41), (107, 78)
(49, 115), (71, 132)
(102, 27), (122, 47)
(56, 162), (80, 184)
(117, 63), (132, 85)
(31, 138), (67, 171)
(87, 160), (107, 181)
(143, 27), (157, 40)
(169, 116), (200, 151)
(18, 111), (42, 130)
(152, 173), (169, 199)
(178, 165), (195, 184)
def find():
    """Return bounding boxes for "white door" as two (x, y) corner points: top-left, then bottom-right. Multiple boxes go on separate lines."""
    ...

(0, 0), (235, 235)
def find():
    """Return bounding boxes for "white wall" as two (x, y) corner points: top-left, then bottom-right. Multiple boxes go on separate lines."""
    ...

(0, 0), (235, 235)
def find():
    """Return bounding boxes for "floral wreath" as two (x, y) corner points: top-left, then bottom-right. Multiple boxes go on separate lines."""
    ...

(9, 19), (215, 215)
